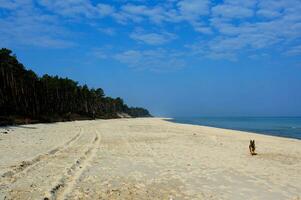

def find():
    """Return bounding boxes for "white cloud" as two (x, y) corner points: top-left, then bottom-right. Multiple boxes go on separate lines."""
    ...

(0, 0), (75, 48)
(177, 0), (210, 20)
(200, 0), (301, 60)
(256, 9), (282, 19)
(224, 0), (257, 7)
(37, 0), (95, 18)
(98, 27), (116, 36)
(286, 45), (301, 56)
(1, 0), (301, 63)
(212, 5), (253, 19)
(0, 0), (32, 10)
(116, 4), (166, 24)
(114, 49), (186, 71)
(130, 30), (176, 45)
(113, 1), (212, 33)
(37, 0), (115, 19)
(97, 4), (116, 17)
(91, 48), (110, 59)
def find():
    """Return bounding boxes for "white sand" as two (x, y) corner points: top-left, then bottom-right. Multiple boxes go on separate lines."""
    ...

(0, 118), (300, 200)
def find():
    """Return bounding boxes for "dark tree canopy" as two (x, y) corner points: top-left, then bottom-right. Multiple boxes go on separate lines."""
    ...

(0, 48), (151, 125)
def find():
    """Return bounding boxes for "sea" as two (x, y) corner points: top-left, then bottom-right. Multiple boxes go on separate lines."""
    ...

(169, 117), (301, 140)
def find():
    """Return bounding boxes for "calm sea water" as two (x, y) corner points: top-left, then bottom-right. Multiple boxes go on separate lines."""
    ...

(169, 117), (301, 140)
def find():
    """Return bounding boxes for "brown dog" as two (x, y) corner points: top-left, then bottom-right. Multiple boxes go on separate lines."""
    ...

(249, 140), (256, 155)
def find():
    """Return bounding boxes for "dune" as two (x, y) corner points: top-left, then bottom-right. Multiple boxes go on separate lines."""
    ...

(0, 118), (300, 199)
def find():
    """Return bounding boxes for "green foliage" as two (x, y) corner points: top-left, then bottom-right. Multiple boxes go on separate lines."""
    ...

(0, 48), (151, 125)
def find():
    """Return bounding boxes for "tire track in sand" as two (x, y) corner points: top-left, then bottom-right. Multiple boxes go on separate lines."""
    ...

(0, 127), (83, 183)
(46, 130), (101, 200)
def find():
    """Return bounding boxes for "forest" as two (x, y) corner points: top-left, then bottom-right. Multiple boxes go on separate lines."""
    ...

(0, 48), (151, 125)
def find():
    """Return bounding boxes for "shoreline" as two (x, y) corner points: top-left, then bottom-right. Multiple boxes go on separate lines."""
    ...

(1, 118), (300, 199)
(168, 122), (301, 141)
(2, 117), (300, 143)
(2, 117), (300, 142)
(167, 117), (301, 141)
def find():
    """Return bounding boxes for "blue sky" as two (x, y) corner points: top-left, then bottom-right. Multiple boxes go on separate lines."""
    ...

(1, 0), (301, 116)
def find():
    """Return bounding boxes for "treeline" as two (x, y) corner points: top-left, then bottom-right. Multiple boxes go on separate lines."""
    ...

(0, 48), (151, 125)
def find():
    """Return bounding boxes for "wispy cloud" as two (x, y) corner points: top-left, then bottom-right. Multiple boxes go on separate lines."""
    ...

(91, 47), (111, 59)
(37, 0), (92, 18)
(1, 0), (301, 68)
(116, 4), (166, 24)
(97, 3), (116, 17)
(114, 49), (186, 72)
(285, 45), (301, 56)
(0, 1), (74, 48)
(98, 27), (116, 36)
(130, 29), (176, 45)
(177, 0), (210, 20)
(212, 0), (255, 19)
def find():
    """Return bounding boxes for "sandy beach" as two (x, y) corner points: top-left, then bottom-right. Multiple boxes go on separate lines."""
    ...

(0, 118), (300, 200)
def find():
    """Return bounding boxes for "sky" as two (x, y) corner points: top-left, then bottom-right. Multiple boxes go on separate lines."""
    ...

(1, 0), (301, 117)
